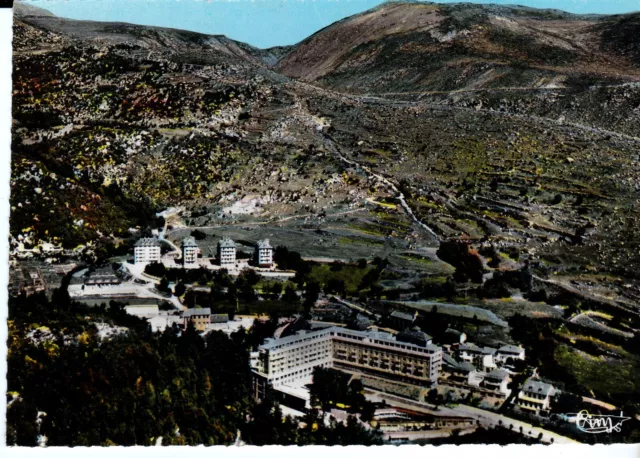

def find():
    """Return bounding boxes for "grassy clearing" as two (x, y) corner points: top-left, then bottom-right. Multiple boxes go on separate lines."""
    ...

(554, 329), (627, 355)
(337, 236), (385, 247)
(376, 212), (411, 227)
(309, 263), (375, 294)
(347, 222), (391, 237)
(582, 310), (614, 320)
(399, 253), (434, 266)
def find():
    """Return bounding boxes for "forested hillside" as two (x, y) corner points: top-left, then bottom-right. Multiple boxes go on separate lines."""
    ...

(6, 291), (381, 446)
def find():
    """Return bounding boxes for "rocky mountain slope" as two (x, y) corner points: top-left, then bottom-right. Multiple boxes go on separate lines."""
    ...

(276, 2), (640, 135)
(10, 1), (640, 306)
(278, 2), (640, 89)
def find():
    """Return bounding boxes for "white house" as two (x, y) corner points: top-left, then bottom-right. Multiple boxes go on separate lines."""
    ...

(256, 239), (274, 267)
(442, 354), (484, 387)
(134, 238), (161, 264)
(182, 236), (200, 265)
(495, 344), (526, 364)
(458, 343), (497, 371)
(218, 237), (237, 266)
(482, 369), (511, 396)
(516, 378), (556, 414)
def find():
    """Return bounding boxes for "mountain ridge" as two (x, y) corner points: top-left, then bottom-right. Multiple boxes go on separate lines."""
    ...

(276, 1), (640, 95)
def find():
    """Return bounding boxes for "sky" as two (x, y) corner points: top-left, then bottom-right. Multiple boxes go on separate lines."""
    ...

(26, 0), (640, 49)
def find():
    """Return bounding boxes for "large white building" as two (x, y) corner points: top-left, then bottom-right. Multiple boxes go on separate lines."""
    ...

(256, 239), (273, 267)
(182, 236), (200, 265)
(252, 326), (442, 399)
(218, 237), (237, 266)
(134, 238), (161, 264)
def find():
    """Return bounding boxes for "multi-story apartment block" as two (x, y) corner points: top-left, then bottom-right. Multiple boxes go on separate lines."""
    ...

(218, 237), (236, 266)
(256, 239), (274, 267)
(134, 238), (161, 264)
(182, 236), (200, 265)
(252, 327), (442, 399)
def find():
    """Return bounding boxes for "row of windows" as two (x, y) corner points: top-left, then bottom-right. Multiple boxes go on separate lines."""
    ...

(268, 333), (332, 351)
(271, 362), (331, 383)
(332, 332), (436, 355)
(335, 343), (438, 365)
(266, 332), (440, 362)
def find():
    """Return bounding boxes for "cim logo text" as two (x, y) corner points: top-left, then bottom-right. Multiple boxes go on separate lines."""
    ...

(575, 410), (630, 434)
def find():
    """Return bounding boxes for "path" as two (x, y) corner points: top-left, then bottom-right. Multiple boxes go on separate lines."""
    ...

(322, 133), (440, 241)
(331, 295), (377, 317)
(123, 262), (184, 310)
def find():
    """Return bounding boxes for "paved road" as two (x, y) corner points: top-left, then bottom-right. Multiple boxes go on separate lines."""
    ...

(452, 404), (579, 444)
(364, 388), (579, 444)
(123, 262), (184, 310)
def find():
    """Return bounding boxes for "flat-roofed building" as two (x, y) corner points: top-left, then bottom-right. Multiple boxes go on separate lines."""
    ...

(182, 307), (211, 331)
(125, 304), (160, 318)
(181, 236), (200, 265)
(256, 239), (274, 267)
(211, 313), (229, 324)
(85, 272), (121, 286)
(252, 326), (442, 399)
(134, 238), (161, 264)
(218, 237), (236, 266)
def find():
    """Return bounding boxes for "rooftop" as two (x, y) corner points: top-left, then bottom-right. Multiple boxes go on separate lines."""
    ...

(498, 344), (523, 354)
(443, 354), (476, 373)
(211, 313), (230, 323)
(390, 310), (414, 321)
(135, 237), (161, 247)
(219, 237), (236, 248)
(522, 379), (555, 396)
(183, 307), (211, 317)
(257, 239), (273, 249)
(485, 369), (509, 381)
(460, 343), (497, 355)
(182, 236), (198, 248)
(396, 327), (432, 347)
(259, 326), (440, 353)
